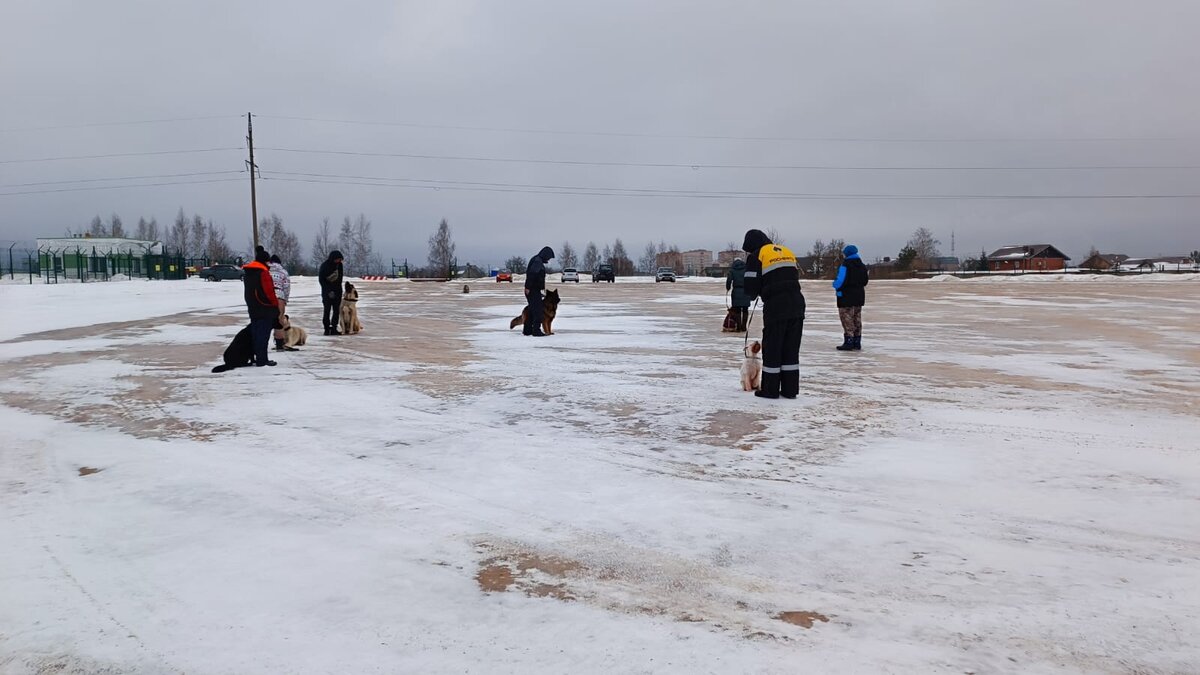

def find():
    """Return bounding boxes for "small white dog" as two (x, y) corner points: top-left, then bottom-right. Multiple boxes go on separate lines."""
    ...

(741, 340), (762, 392)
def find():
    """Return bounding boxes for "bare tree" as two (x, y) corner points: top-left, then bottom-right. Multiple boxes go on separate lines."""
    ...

(169, 208), (189, 256)
(808, 239), (827, 276)
(191, 215), (208, 259)
(88, 215), (107, 237)
(504, 255), (527, 273)
(906, 227), (941, 269)
(611, 239), (634, 275)
(260, 213), (303, 270)
(205, 220), (234, 263)
(1087, 245), (1100, 258)
(134, 217), (149, 240)
(427, 218), (456, 278)
(583, 242), (599, 271)
(310, 217), (336, 270)
(145, 217), (159, 242)
(109, 214), (125, 238)
(639, 242), (657, 274)
(560, 241), (577, 269)
(766, 227), (785, 245)
(601, 244), (612, 266)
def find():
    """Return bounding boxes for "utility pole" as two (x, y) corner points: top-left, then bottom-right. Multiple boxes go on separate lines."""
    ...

(246, 112), (260, 250)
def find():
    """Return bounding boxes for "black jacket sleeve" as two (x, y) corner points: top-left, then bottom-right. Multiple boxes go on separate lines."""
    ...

(744, 250), (762, 302)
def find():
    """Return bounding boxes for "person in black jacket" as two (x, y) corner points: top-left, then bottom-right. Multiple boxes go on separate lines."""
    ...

(522, 246), (555, 337)
(725, 257), (751, 332)
(832, 244), (868, 351)
(742, 229), (806, 399)
(318, 250), (344, 335)
(242, 246), (280, 367)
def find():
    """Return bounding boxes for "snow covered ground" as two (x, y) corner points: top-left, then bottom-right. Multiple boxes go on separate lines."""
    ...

(1, 276), (1197, 674)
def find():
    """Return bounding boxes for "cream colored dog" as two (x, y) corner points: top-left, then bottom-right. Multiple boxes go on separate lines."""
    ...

(740, 340), (762, 392)
(340, 282), (363, 335)
(282, 314), (307, 349)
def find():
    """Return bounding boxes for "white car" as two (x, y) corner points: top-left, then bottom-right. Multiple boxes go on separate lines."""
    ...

(561, 268), (580, 283)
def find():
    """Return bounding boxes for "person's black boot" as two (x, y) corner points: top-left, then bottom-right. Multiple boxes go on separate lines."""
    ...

(852, 336), (862, 351)
(274, 339), (285, 351)
(754, 389), (779, 399)
(836, 334), (853, 351)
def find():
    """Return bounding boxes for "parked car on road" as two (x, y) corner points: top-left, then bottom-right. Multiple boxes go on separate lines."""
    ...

(496, 270), (513, 283)
(592, 264), (615, 283)
(199, 264), (243, 282)
(561, 268), (580, 283)
(655, 267), (677, 283)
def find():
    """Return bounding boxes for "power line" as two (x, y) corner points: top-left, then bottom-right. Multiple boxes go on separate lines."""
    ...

(260, 172), (1200, 201)
(256, 146), (1200, 172)
(255, 114), (1200, 144)
(0, 177), (245, 197)
(0, 115), (236, 134)
(0, 170), (244, 189)
(0, 147), (243, 164)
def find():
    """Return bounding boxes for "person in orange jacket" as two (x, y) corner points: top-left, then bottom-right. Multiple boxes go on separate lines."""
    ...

(242, 246), (281, 367)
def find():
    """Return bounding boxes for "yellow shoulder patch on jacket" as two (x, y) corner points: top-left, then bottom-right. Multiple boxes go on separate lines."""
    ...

(758, 244), (798, 272)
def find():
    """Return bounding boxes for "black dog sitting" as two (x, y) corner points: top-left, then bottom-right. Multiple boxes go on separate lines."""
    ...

(211, 325), (255, 373)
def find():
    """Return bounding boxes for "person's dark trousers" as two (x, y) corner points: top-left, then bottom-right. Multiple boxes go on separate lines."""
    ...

(760, 317), (804, 397)
(250, 317), (273, 366)
(523, 291), (545, 335)
(323, 293), (342, 331)
(735, 307), (749, 332)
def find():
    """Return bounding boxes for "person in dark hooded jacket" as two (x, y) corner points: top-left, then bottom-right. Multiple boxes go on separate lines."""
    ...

(242, 246), (280, 367)
(318, 250), (344, 335)
(725, 257), (751, 332)
(522, 246), (555, 336)
(742, 229), (805, 399)
(832, 244), (868, 351)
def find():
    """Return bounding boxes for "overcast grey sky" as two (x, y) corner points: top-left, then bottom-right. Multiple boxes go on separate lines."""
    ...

(2, 0), (1198, 265)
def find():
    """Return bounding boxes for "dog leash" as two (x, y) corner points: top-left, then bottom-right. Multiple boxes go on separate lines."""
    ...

(744, 298), (759, 349)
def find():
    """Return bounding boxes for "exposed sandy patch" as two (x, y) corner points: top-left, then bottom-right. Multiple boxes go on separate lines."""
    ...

(775, 611), (829, 628)
(77, 467), (101, 476)
(473, 538), (831, 639)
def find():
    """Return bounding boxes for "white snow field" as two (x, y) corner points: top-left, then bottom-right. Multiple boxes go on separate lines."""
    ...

(1, 275), (1198, 674)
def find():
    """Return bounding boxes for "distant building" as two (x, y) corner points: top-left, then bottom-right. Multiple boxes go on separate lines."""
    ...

(1120, 256), (1196, 272)
(680, 249), (713, 275)
(655, 250), (683, 274)
(933, 256), (961, 271)
(986, 244), (1070, 272)
(1078, 253), (1129, 270)
(717, 249), (743, 267)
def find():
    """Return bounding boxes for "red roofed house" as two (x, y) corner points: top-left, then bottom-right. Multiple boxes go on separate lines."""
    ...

(986, 244), (1071, 272)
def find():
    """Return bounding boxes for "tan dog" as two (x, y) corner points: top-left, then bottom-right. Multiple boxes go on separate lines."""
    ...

(741, 340), (762, 392)
(282, 314), (307, 349)
(340, 282), (363, 335)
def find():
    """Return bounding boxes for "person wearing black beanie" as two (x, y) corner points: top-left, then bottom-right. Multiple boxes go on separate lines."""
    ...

(242, 246), (280, 366)
(318, 250), (345, 335)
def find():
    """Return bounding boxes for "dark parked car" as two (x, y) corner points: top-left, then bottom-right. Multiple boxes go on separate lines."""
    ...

(592, 264), (615, 283)
(199, 264), (243, 282)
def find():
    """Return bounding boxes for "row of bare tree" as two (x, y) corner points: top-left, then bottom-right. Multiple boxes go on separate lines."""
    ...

(73, 210), (383, 276)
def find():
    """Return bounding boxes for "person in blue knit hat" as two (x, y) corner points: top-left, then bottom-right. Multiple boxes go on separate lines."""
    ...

(831, 244), (868, 351)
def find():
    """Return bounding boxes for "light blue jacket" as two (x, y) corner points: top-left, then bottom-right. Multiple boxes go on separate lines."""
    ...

(832, 253), (860, 297)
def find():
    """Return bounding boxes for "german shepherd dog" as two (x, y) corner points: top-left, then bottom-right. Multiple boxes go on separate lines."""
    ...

(340, 282), (363, 335)
(509, 288), (561, 335)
